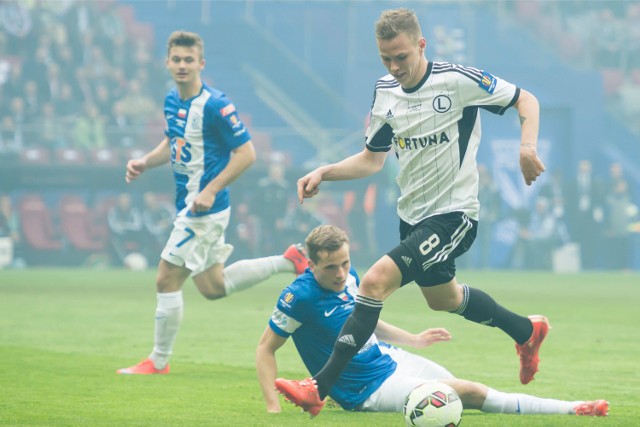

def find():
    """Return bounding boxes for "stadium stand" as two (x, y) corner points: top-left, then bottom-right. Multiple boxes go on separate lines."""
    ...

(59, 194), (106, 252)
(19, 194), (65, 256)
(1, 0), (636, 269)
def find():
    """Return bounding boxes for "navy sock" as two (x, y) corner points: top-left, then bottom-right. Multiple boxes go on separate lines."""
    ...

(313, 295), (383, 399)
(452, 284), (533, 345)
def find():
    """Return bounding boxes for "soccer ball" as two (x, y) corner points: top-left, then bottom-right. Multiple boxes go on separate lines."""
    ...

(403, 381), (463, 427)
(123, 252), (148, 271)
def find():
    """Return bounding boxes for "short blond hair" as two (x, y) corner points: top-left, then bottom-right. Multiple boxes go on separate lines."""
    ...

(167, 30), (204, 59)
(375, 8), (422, 42)
(305, 225), (349, 264)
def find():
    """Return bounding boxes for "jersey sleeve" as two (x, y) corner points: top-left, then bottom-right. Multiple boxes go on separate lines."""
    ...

(207, 97), (252, 149)
(364, 80), (395, 153)
(456, 67), (520, 115)
(268, 287), (304, 338)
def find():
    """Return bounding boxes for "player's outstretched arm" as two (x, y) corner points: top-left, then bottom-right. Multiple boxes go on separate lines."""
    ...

(125, 137), (171, 183)
(374, 320), (451, 348)
(256, 327), (288, 413)
(514, 89), (545, 186)
(296, 149), (386, 204)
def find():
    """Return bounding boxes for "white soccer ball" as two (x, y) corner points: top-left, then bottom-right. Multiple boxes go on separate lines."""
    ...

(123, 252), (148, 271)
(403, 381), (463, 427)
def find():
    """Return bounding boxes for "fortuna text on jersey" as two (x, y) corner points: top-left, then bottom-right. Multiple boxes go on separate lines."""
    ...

(393, 131), (450, 151)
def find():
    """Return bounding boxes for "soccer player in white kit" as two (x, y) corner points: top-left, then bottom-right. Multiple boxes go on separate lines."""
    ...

(276, 8), (551, 415)
(117, 31), (308, 375)
(262, 226), (607, 417)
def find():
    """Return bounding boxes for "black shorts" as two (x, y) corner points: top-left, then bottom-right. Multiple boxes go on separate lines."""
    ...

(387, 212), (477, 287)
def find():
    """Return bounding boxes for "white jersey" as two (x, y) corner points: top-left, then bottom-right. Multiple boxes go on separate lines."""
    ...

(365, 61), (519, 224)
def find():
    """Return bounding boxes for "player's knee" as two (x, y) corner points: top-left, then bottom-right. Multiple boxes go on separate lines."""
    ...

(445, 380), (486, 410)
(200, 286), (226, 300)
(155, 274), (180, 293)
(361, 273), (392, 301)
(198, 277), (227, 300)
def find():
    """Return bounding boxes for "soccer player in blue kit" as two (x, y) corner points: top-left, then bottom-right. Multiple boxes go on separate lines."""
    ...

(276, 8), (552, 415)
(117, 31), (307, 375)
(258, 225), (608, 417)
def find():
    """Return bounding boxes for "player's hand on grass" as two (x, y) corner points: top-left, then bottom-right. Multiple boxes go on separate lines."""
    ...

(266, 402), (281, 413)
(519, 144), (545, 186)
(297, 171), (322, 204)
(412, 328), (452, 348)
(125, 158), (147, 183)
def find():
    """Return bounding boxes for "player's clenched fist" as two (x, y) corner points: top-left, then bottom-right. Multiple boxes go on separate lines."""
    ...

(519, 146), (545, 186)
(126, 158), (147, 183)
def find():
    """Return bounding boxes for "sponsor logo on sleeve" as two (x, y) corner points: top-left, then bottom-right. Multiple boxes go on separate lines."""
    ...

(228, 113), (243, 129)
(219, 104), (236, 117)
(479, 71), (497, 94)
(279, 292), (295, 308)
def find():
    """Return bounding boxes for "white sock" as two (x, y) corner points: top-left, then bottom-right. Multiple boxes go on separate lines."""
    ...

(223, 256), (292, 295)
(149, 291), (183, 369)
(481, 388), (581, 415)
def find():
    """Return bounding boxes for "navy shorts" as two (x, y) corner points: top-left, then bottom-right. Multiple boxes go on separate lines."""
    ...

(387, 212), (477, 287)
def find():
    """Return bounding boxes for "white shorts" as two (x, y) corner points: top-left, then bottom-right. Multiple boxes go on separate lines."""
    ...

(358, 345), (455, 412)
(160, 208), (233, 276)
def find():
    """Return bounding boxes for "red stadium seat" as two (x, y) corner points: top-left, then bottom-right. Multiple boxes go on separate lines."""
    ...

(59, 195), (106, 251)
(19, 195), (64, 250)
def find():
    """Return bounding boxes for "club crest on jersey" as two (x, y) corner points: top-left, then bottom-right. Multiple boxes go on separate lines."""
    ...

(177, 108), (187, 118)
(189, 113), (202, 130)
(479, 71), (497, 94)
(432, 95), (451, 113)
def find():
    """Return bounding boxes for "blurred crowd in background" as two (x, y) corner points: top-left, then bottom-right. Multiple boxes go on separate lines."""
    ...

(510, 1), (640, 133)
(0, 0), (165, 161)
(0, 0), (638, 272)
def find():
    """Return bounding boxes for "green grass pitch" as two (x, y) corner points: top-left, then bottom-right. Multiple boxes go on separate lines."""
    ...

(1, 269), (637, 426)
